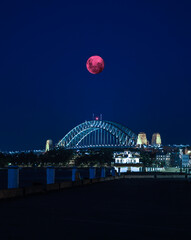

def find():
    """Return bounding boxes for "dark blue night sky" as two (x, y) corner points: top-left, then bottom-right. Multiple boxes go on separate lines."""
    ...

(0, 0), (190, 150)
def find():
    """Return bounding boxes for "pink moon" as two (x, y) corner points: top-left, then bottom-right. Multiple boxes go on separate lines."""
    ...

(86, 56), (104, 74)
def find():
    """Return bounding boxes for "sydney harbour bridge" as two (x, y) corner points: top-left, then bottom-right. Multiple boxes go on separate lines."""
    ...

(56, 120), (137, 149)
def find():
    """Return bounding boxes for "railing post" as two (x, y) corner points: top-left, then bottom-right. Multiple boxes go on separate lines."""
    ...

(8, 166), (19, 189)
(111, 167), (115, 177)
(101, 167), (105, 178)
(72, 167), (77, 182)
(47, 167), (55, 184)
(118, 167), (121, 176)
(89, 167), (95, 179)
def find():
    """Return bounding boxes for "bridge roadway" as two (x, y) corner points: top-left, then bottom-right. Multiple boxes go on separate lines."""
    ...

(0, 178), (191, 239)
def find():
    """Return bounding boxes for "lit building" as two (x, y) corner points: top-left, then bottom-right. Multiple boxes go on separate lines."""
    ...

(151, 133), (162, 146)
(137, 132), (148, 146)
(45, 139), (53, 152)
(114, 151), (141, 172)
(156, 152), (171, 167)
(181, 154), (190, 168)
(114, 151), (140, 164)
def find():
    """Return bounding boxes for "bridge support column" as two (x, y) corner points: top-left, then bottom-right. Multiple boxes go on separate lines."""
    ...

(89, 167), (96, 179)
(47, 167), (55, 184)
(118, 167), (121, 176)
(111, 167), (115, 177)
(72, 167), (77, 181)
(8, 166), (19, 189)
(101, 167), (105, 178)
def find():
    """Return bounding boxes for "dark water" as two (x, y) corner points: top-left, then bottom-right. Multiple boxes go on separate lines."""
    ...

(0, 167), (112, 190)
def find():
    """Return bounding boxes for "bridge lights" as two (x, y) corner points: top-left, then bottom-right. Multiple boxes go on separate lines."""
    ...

(57, 120), (137, 149)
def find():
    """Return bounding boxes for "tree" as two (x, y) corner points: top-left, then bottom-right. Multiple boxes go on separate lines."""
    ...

(140, 152), (153, 167)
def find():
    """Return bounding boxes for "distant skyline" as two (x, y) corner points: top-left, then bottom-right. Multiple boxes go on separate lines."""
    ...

(0, 0), (191, 151)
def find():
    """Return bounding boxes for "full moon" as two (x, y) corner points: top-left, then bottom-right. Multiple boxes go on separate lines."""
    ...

(86, 56), (104, 74)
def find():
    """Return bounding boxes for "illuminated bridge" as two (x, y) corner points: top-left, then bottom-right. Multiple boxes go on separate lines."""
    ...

(57, 120), (137, 149)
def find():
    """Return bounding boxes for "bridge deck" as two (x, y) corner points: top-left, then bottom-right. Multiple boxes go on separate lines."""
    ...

(0, 178), (191, 239)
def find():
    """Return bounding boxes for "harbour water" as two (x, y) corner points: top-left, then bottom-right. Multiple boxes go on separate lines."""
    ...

(0, 166), (183, 190)
(0, 167), (112, 190)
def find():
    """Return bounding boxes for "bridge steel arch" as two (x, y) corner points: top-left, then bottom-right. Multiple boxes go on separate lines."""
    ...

(57, 120), (137, 149)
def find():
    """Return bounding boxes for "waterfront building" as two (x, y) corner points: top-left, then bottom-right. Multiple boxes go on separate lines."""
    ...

(114, 150), (141, 172)
(156, 152), (171, 167)
(181, 154), (190, 168)
(114, 151), (140, 164)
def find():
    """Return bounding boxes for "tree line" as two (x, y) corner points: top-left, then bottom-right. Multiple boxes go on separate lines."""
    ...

(0, 149), (73, 167)
(0, 148), (114, 167)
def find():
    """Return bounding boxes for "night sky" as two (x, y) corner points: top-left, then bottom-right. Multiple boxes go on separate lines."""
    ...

(0, 0), (191, 151)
